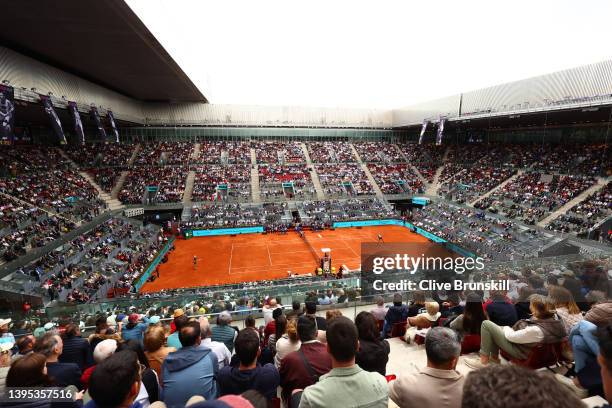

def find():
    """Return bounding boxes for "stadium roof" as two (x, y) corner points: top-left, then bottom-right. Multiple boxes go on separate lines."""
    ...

(0, 0), (207, 103)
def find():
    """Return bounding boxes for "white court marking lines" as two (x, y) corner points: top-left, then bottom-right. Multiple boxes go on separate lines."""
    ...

(228, 243), (234, 274)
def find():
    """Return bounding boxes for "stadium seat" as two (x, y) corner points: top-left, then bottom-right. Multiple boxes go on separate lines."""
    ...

(390, 321), (407, 338)
(460, 334), (481, 355)
(500, 342), (564, 369)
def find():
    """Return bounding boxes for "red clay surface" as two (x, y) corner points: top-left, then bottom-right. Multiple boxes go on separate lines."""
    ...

(140, 225), (429, 292)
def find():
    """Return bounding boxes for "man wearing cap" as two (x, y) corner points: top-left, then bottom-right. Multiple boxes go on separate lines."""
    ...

(121, 313), (149, 344)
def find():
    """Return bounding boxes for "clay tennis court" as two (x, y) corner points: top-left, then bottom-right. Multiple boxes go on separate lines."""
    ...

(140, 225), (429, 292)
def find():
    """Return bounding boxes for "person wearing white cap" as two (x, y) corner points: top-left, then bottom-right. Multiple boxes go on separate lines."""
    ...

(0, 341), (14, 395)
(0, 318), (15, 349)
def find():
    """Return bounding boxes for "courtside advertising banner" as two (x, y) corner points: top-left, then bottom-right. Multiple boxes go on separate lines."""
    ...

(40, 94), (66, 144)
(108, 110), (119, 143)
(90, 106), (107, 140)
(418, 120), (428, 145)
(0, 84), (15, 142)
(68, 102), (85, 144)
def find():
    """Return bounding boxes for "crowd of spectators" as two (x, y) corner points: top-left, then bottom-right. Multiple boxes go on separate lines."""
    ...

(412, 201), (552, 261)
(300, 198), (394, 225)
(62, 143), (136, 167)
(306, 141), (356, 163)
(0, 194), (76, 262)
(475, 172), (596, 225)
(353, 141), (404, 162)
(196, 141), (251, 164)
(191, 165), (251, 202)
(367, 163), (424, 195)
(0, 252), (609, 408)
(253, 141), (305, 163)
(315, 163), (375, 196)
(186, 203), (263, 229)
(0, 169), (105, 222)
(135, 142), (194, 166)
(119, 167), (186, 205)
(397, 143), (446, 182)
(547, 182), (612, 235)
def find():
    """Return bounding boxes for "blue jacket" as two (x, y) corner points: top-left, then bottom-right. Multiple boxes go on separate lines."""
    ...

(161, 345), (218, 408)
(121, 319), (149, 344)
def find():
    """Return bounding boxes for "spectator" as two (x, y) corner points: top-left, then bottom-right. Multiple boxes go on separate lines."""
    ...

(212, 311), (238, 353)
(34, 332), (82, 388)
(407, 301), (441, 329)
(461, 365), (582, 408)
(167, 314), (188, 350)
(268, 314), (287, 353)
(548, 286), (584, 333)
(407, 291), (426, 317)
(514, 286), (535, 320)
(370, 296), (388, 322)
(118, 340), (160, 405)
(81, 339), (117, 390)
(0, 318), (15, 348)
(263, 298), (281, 325)
(485, 290), (518, 327)
(244, 315), (260, 340)
(6, 352), (51, 388)
(88, 350), (142, 408)
(390, 327), (464, 408)
(383, 293), (409, 338)
(286, 301), (303, 321)
(561, 270), (589, 312)
(162, 320), (218, 407)
(304, 301), (326, 331)
(465, 294), (566, 369)
(264, 308), (283, 346)
(121, 314), (149, 344)
(198, 316), (232, 369)
(274, 317), (301, 369)
(597, 325), (612, 405)
(0, 342), (12, 394)
(217, 329), (280, 400)
(450, 292), (487, 335)
(296, 316), (388, 408)
(60, 323), (92, 371)
(144, 325), (176, 380)
(279, 315), (332, 404)
(355, 312), (389, 376)
(12, 334), (35, 362)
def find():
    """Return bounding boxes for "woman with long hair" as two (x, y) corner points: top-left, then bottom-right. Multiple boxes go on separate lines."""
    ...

(355, 311), (390, 376)
(143, 325), (176, 380)
(268, 314), (287, 353)
(274, 318), (301, 369)
(6, 352), (52, 387)
(450, 292), (488, 335)
(548, 285), (584, 333)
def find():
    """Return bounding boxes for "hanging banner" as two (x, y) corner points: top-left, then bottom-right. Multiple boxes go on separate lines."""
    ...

(436, 117), (445, 146)
(0, 84), (15, 142)
(107, 110), (119, 143)
(68, 102), (85, 144)
(418, 120), (428, 145)
(90, 106), (107, 140)
(40, 95), (66, 144)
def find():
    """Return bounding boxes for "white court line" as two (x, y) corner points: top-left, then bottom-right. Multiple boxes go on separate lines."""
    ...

(228, 243), (234, 274)
(267, 244), (272, 265)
